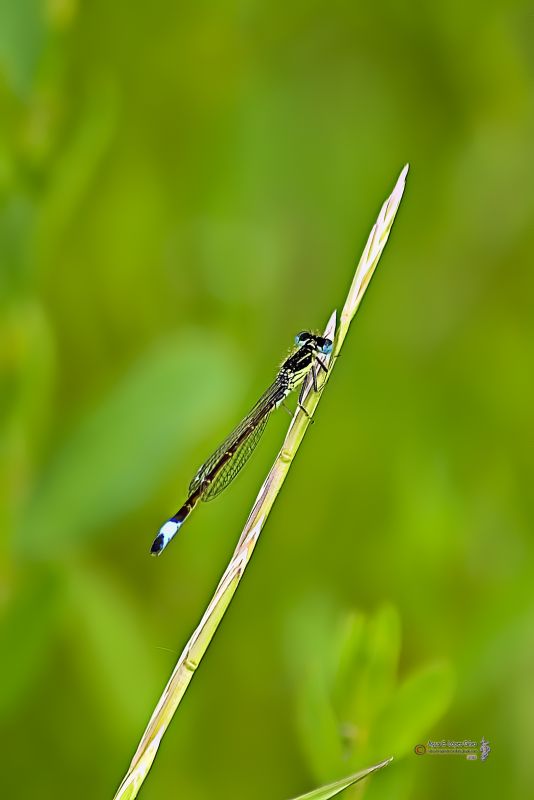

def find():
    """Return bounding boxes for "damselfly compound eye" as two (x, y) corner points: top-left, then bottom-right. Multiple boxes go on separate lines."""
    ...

(295, 331), (312, 345)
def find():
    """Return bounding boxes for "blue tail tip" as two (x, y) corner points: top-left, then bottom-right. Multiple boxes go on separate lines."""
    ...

(150, 519), (180, 556)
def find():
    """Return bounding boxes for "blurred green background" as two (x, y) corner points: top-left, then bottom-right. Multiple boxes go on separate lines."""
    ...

(1, 1), (533, 798)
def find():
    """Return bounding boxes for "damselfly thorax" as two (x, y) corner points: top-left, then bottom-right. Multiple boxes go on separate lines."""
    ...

(150, 330), (333, 556)
(279, 341), (322, 393)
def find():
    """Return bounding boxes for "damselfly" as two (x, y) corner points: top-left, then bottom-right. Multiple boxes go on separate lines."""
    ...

(150, 330), (333, 555)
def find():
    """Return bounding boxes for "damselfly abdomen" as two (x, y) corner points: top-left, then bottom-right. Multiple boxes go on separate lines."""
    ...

(150, 331), (333, 556)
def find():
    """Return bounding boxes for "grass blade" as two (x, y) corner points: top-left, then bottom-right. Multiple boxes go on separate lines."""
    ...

(288, 758), (393, 800)
(113, 165), (408, 799)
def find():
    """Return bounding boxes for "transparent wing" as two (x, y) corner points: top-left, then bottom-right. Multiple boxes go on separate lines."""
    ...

(189, 380), (282, 496)
(201, 412), (270, 501)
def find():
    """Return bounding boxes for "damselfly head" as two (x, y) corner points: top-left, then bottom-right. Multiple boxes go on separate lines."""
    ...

(295, 331), (333, 355)
(317, 336), (333, 355)
(295, 331), (313, 346)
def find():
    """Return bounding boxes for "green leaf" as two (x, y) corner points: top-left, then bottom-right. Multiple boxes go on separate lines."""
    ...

(332, 610), (366, 714)
(16, 331), (242, 556)
(0, 0), (46, 95)
(66, 565), (161, 738)
(295, 667), (345, 784)
(35, 77), (119, 270)
(347, 604), (401, 726)
(288, 758), (393, 800)
(286, 595), (346, 782)
(368, 662), (455, 759)
(0, 570), (60, 716)
(285, 594), (342, 686)
(9, 301), (56, 459)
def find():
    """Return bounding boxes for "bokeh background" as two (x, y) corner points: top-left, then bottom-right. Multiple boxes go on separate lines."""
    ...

(1, 1), (533, 798)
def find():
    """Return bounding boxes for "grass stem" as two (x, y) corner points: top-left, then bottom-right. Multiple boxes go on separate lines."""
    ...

(113, 164), (409, 800)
